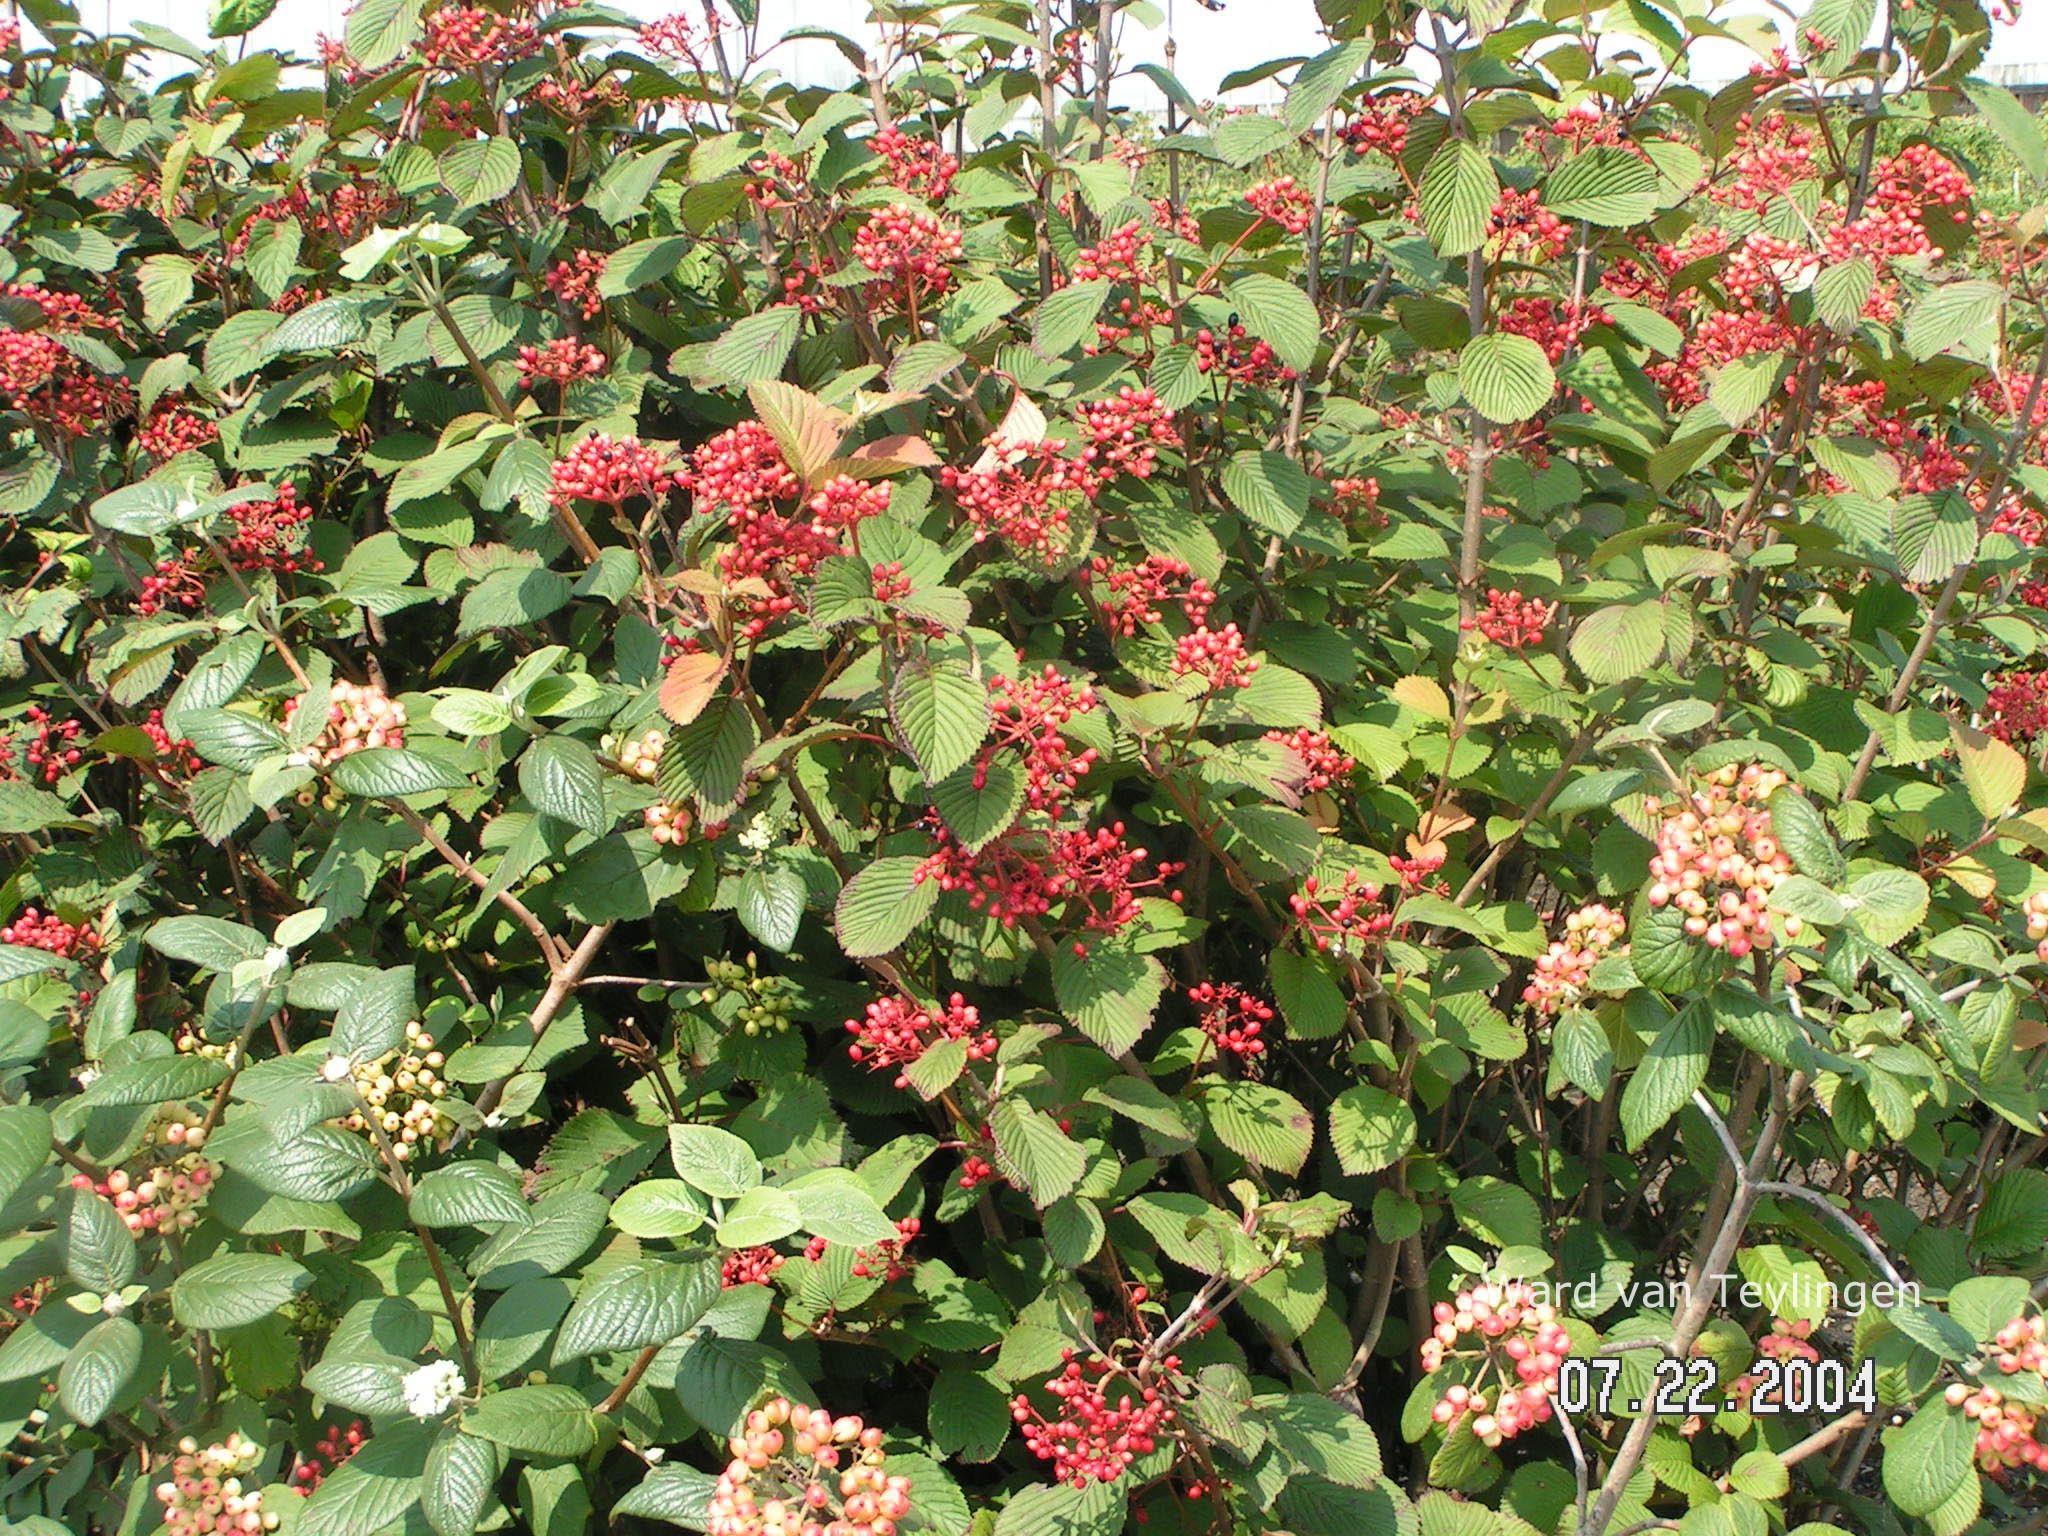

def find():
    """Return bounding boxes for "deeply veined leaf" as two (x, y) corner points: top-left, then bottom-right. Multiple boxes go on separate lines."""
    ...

(1458, 333), (1555, 423)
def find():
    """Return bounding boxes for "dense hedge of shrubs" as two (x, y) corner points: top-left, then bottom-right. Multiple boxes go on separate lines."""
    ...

(0, 0), (2044, 1532)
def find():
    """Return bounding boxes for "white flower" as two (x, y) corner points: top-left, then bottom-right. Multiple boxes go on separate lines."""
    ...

(736, 814), (773, 853)
(401, 1358), (466, 1419)
(73, 1066), (98, 1089)
(100, 1292), (126, 1316)
(320, 1055), (354, 1083)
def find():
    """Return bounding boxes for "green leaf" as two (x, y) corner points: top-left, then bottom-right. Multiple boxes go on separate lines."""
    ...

(62, 1189), (136, 1294)
(1419, 139), (1498, 258)
(1544, 146), (1659, 225)
(1225, 272), (1319, 373)
(1447, 1176), (1544, 1248)
(1813, 258), (1875, 331)
(440, 136), (519, 208)
(931, 757), (1023, 851)
(171, 1252), (311, 1328)
(1903, 280), (2003, 361)
(669, 1123), (762, 1199)
(1051, 943), (1165, 1054)
(422, 1429), (500, 1536)
(79, 1052), (229, 1107)
(1033, 279), (1109, 359)
(609, 1179), (707, 1239)
(1893, 492), (1978, 583)
(1327, 1084), (1416, 1175)
(1202, 1078), (1313, 1174)
(1881, 1401), (1974, 1517)
(989, 1099), (1086, 1207)
(0, 1105), (49, 1209)
(1220, 450), (1310, 536)
(1459, 333), (1555, 423)
(1845, 868), (1928, 946)
(834, 856), (939, 958)
(300, 1423), (433, 1536)
(1708, 351), (1782, 428)
(702, 306), (802, 386)
(329, 747), (470, 797)
(410, 1162), (530, 1228)
(1570, 601), (1665, 684)
(57, 1316), (139, 1427)
(1766, 785), (1844, 885)
(1954, 721), (2026, 820)
(1966, 78), (2048, 187)
(1270, 949), (1348, 1040)
(592, 141), (687, 226)
(1620, 1001), (1710, 1150)
(888, 650), (989, 784)
(520, 737), (610, 838)
(464, 1384), (600, 1456)
(552, 1258), (720, 1364)
(735, 866), (806, 952)
(715, 1186), (803, 1248)
(343, 0), (420, 68)
(1285, 39), (1370, 133)
(615, 1465), (720, 1526)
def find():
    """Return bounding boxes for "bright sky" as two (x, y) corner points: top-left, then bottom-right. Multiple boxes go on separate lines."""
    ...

(95, 0), (2048, 104)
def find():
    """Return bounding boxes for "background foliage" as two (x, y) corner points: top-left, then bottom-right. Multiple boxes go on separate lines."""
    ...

(0, 0), (2044, 1532)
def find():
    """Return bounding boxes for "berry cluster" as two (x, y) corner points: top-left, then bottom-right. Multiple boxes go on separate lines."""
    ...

(1193, 324), (1296, 386)
(285, 680), (407, 768)
(1263, 727), (1355, 793)
(1343, 94), (1424, 158)
(544, 252), (608, 320)
(982, 666), (1100, 819)
(290, 1422), (365, 1491)
(1186, 981), (1271, 1059)
(18, 707), (83, 784)
(1986, 670), (2048, 746)
(1288, 871), (1393, 958)
(1087, 555), (1214, 637)
(1328, 476), (1384, 528)
(225, 483), (322, 575)
(2023, 891), (2048, 961)
(603, 727), (666, 782)
(1244, 176), (1314, 234)
(518, 338), (607, 388)
(1522, 903), (1626, 1013)
(420, 5), (541, 69)
(1012, 1349), (1179, 1488)
(850, 205), (963, 307)
(913, 821), (1181, 944)
(69, 1154), (212, 1236)
(137, 398), (219, 462)
(1991, 1312), (2048, 1377)
(844, 993), (995, 1087)
(639, 11), (715, 68)
(1498, 296), (1610, 365)
(699, 955), (795, 1037)
(1462, 588), (1557, 650)
(1074, 387), (1179, 480)
(136, 556), (205, 619)
(154, 1435), (278, 1536)
(942, 439), (1100, 564)
(1644, 763), (1801, 956)
(847, 1216), (921, 1281)
(1171, 624), (1258, 692)
(334, 1020), (450, 1159)
(688, 421), (802, 513)
(1, 905), (97, 958)
(1421, 1280), (1572, 1447)
(645, 801), (693, 845)
(1070, 221), (1150, 285)
(871, 127), (958, 202)
(722, 1247), (786, 1288)
(141, 709), (203, 776)
(1947, 1383), (2048, 1475)
(550, 433), (678, 509)
(1485, 190), (1571, 261)
(708, 1399), (913, 1536)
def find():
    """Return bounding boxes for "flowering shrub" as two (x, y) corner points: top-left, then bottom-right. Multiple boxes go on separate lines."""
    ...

(0, 0), (2045, 1533)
